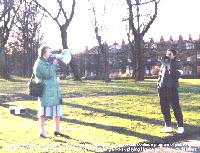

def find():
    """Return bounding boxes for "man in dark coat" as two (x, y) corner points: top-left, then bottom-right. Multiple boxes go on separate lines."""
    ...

(157, 49), (184, 134)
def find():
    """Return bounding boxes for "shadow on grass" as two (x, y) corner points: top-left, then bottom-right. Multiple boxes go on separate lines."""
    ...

(0, 100), (161, 142)
(64, 102), (164, 126)
(179, 87), (200, 94)
(1, 99), (199, 150)
(1, 103), (200, 153)
(61, 91), (156, 99)
(63, 102), (200, 129)
(0, 102), (162, 143)
(8, 77), (27, 82)
(0, 102), (38, 121)
(11, 105), (199, 145)
(53, 139), (95, 153)
(61, 118), (161, 142)
(0, 93), (36, 103)
(102, 129), (200, 153)
(63, 102), (200, 150)
(0, 92), (38, 121)
(183, 105), (200, 112)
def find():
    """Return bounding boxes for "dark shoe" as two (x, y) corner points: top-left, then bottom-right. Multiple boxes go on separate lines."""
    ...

(54, 131), (65, 137)
(54, 131), (70, 138)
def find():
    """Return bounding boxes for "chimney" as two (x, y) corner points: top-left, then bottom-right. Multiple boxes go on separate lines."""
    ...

(85, 46), (88, 51)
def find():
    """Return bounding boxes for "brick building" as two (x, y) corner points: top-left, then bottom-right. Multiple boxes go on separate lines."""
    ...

(77, 35), (200, 79)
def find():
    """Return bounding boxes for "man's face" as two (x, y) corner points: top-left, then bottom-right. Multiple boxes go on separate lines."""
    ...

(166, 51), (175, 60)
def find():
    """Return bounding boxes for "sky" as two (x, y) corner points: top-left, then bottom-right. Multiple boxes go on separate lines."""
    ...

(41, 0), (200, 53)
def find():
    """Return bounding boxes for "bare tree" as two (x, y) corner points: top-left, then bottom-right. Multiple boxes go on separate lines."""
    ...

(125, 0), (161, 81)
(33, 0), (81, 80)
(10, 0), (44, 76)
(0, 0), (22, 79)
(88, 0), (110, 82)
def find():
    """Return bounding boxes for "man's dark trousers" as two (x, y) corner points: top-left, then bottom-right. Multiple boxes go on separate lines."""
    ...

(158, 87), (184, 127)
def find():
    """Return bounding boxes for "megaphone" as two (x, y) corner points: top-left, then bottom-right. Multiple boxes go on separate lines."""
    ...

(161, 56), (171, 66)
(50, 49), (72, 65)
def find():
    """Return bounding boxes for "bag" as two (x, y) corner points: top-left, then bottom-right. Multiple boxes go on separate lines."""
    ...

(28, 74), (44, 97)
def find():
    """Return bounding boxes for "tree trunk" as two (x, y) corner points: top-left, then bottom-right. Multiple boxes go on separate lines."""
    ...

(129, 41), (136, 79)
(60, 25), (81, 81)
(96, 50), (101, 79)
(102, 44), (110, 82)
(134, 34), (144, 81)
(0, 48), (9, 79)
(103, 53), (110, 82)
(97, 44), (110, 82)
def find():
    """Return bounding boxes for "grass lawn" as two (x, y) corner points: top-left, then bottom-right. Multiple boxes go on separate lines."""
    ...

(0, 76), (200, 152)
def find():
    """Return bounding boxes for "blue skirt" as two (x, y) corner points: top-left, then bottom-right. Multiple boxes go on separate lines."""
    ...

(37, 105), (63, 117)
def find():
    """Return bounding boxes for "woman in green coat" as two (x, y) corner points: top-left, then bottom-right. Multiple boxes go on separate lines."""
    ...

(33, 46), (64, 138)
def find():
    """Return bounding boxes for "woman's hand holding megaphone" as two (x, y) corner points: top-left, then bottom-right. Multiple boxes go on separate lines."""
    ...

(53, 59), (59, 65)
(50, 49), (72, 65)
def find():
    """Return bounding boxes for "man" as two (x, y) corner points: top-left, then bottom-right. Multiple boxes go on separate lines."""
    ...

(157, 49), (184, 134)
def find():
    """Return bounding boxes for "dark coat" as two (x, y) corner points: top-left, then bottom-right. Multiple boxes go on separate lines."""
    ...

(157, 57), (183, 88)
(33, 58), (61, 107)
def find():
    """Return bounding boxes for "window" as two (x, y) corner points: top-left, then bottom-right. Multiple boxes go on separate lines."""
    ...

(197, 53), (200, 59)
(185, 42), (194, 49)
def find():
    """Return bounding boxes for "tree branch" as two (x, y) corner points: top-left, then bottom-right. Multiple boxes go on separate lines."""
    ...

(57, 0), (68, 20)
(126, 0), (137, 34)
(68, 0), (76, 26)
(32, 0), (61, 26)
(132, 0), (160, 6)
(56, 8), (62, 20)
(141, 0), (159, 36)
(56, 0), (76, 27)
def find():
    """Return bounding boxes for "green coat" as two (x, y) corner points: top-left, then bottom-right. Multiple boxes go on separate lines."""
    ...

(33, 58), (61, 107)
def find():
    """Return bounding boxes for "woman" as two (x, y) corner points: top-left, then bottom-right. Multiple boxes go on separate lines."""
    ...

(33, 46), (64, 138)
